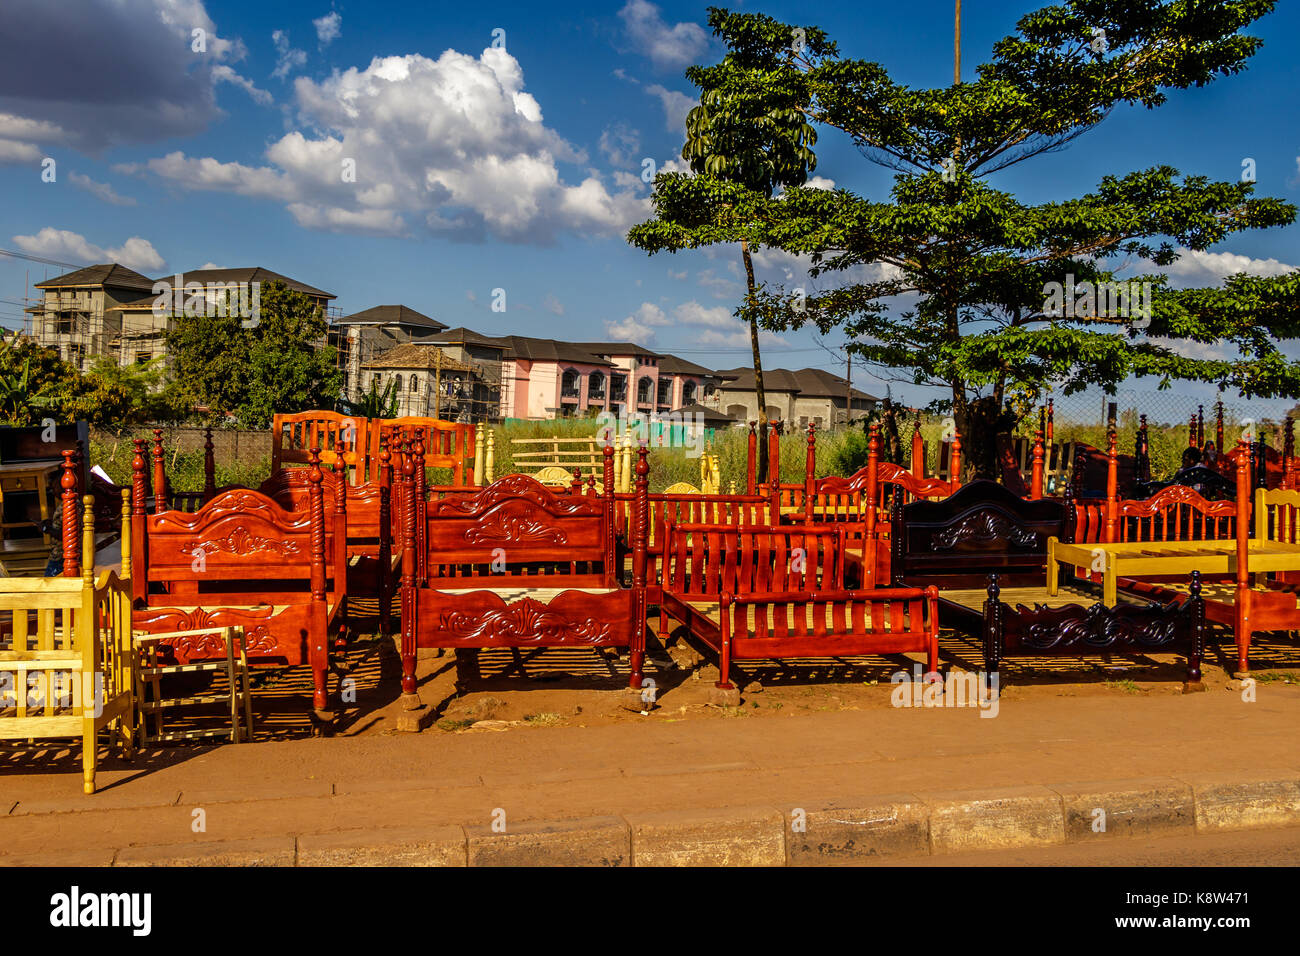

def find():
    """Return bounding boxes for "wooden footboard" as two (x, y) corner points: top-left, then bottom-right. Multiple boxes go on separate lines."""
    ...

(414, 587), (636, 650)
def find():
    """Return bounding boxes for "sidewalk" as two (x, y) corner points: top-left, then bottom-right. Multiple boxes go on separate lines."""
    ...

(3, 681), (1298, 865)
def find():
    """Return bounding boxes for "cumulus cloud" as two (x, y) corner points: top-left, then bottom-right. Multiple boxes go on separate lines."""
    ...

(645, 84), (694, 132)
(134, 48), (647, 243)
(605, 299), (766, 344)
(1144, 247), (1296, 289)
(618, 0), (709, 70)
(0, 138), (41, 164)
(314, 11), (341, 46)
(0, 0), (248, 152)
(69, 172), (136, 206)
(271, 29), (309, 79)
(543, 293), (565, 315)
(599, 123), (641, 169)
(13, 227), (165, 273)
(212, 64), (273, 105)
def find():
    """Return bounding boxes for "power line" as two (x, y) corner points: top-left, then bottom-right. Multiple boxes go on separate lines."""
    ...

(0, 247), (82, 270)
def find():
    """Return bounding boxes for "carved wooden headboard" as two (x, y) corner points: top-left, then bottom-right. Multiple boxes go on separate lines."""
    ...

(892, 479), (1065, 588)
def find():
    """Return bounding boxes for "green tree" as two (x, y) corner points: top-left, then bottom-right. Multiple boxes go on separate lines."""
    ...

(0, 332), (78, 425)
(635, 2), (1298, 479)
(628, 21), (825, 476)
(166, 281), (342, 427)
(345, 375), (399, 418)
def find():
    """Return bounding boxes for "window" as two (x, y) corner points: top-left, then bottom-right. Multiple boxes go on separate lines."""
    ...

(610, 374), (627, 402)
(682, 381), (697, 404)
(588, 371), (606, 400)
(657, 377), (673, 407)
(395, 375), (403, 391)
(410, 375), (419, 393)
(561, 368), (580, 399)
(135, 351), (152, 365)
(637, 377), (653, 405)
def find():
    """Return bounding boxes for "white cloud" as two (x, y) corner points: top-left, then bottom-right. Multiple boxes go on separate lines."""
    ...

(314, 11), (341, 46)
(645, 84), (694, 132)
(272, 29), (308, 79)
(132, 48), (646, 242)
(1145, 247), (1296, 289)
(804, 176), (835, 190)
(618, 0), (709, 71)
(599, 123), (641, 169)
(69, 172), (136, 206)
(200, 261), (221, 270)
(543, 293), (565, 315)
(13, 228), (165, 273)
(0, 138), (40, 164)
(212, 64), (273, 105)
(0, 0), (247, 151)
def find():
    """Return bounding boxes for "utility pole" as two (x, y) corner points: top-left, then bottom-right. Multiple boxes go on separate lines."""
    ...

(954, 0), (962, 83)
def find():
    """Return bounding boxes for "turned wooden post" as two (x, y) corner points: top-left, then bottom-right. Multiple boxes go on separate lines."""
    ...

(399, 439), (418, 697)
(949, 431), (962, 488)
(909, 412), (924, 477)
(60, 450), (79, 577)
(629, 442), (650, 690)
(746, 422), (757, 495)
(1284, 417), (1295, 490)
(152, 429), (166, 514)
(413, 430), (428, 585)
(767, 419), (781, 491)
(865, 424), (880, 540)
(377, 438), (393, 637)
(307, 448), (330, 712)
(203, 427), (216, 501)
(1234, 441), (1252, 674)
(1136, 414), (1150, 482)
(485, 428), (496, 484)
(1188, 412), (1197, 449)
(1197, 404), (1205, 448)
(1046, 399), (1055, 444)
(1216, 400), (1225, 460)
(602, 442), (616, 582)
(81, 496), (95, 587)
(1072, 447), (1087, 501)
(1105, 430), (1118, 543)
(570, 468), (583, 495)
(803, 422), (817, 523)
(1031, 430), (1044, 500)
(119, 488), (132, 587)
(131, 440), (148, 602)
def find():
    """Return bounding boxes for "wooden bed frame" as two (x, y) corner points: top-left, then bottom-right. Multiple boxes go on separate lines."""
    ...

(130, 448), (346, 716)
(399, 441), (650, 705)
(658, 520), (939, 695)
(892, 480), (1206, 686)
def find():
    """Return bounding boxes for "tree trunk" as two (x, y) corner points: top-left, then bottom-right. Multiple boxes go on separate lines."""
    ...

(742, 239), (769, 483)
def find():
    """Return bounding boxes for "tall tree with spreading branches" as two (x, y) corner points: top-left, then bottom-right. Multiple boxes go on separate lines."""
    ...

(633, 1), (1298, 479)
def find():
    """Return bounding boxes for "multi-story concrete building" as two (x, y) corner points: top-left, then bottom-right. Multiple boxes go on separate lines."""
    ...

(705, 367), (878, 428)
(331, 304), (447, 402)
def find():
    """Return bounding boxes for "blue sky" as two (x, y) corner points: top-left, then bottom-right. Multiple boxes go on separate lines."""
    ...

(1, 0), (1298, 414)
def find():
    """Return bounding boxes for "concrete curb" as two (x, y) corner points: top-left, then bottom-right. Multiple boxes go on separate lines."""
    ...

(24, 771), (1300, 866)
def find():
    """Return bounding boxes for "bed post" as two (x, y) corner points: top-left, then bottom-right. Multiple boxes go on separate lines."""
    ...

(152, 429), (166, 514)
(910, 411), (924, 478)
(60, 450), (80, 577)
(1283, 417), (1294, 490)
(1046, 399), (1054, 445)
(602, 440), (616, 584)
(131, 439), (148, 603)
(949, 430), (962, 488)
(1234, 441), (1252, 675)
(1215, 400), (1225, 460)
(1031, 430), (1044, 500)
(399, 438), (420, 702)
(414, 429), (428, 586)
(1188, 411), (1197, 449)
(630, 441), (649, 690)
(803, 422), (816, 524)
(865, 424), (880, 542)
(1105, 430), (1118, 543)
(201, 427), (216, 501)
(378, 437), (393, 638)
(1185, 570), (1205, 690)
(768, 419), (782, 501)
(332, 454), (348, 636)
(1072, 447), (1086, 501)
(307, 448), (331, 717)
(570, 468), (583, 496)
(983, 574), (1002, 684)
(1197, 405), (1205, 448)
(746, 422), (757, 495)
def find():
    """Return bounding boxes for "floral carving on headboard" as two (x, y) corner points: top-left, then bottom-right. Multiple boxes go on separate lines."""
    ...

(929, 510), (1040, 551)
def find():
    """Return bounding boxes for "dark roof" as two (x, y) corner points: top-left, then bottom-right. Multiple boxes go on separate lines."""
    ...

(499, 336), (613, 366)
(154, 267), (334, 300)
(362, 344), (474, 372)
(713, 366), (880, 401)
(34, 263), (155, 292)
(672, 403), (738, 425)
(656, 353), (713, 377)
(427, 327), (510, 349)
(336, 304), (447, 331)
(572, 341), (661, 359)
